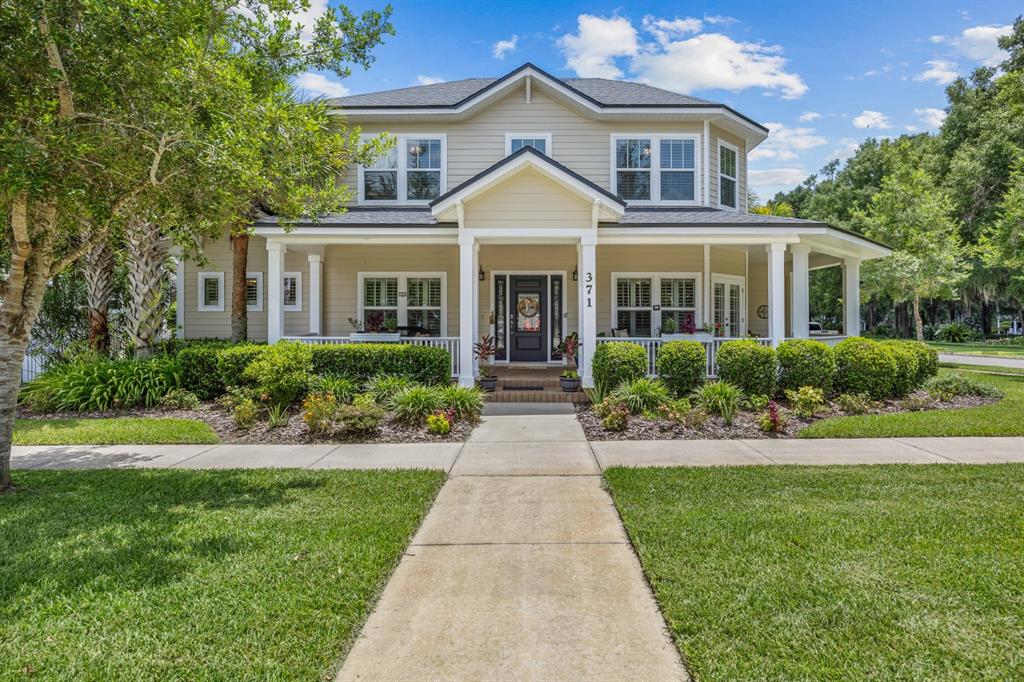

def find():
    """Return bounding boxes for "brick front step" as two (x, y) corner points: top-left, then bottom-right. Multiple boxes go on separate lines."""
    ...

(486, 384), (589, 403)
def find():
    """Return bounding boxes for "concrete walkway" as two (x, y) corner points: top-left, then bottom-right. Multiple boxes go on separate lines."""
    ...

(336, 414), (688, 681)
(939, 352), (1024, 369)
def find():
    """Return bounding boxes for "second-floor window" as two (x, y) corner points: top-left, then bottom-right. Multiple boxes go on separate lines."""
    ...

(506, 133), (551, 156)
(612, 135), (700, 204)
(718, 141), (738, 210)
(360, 135), (446, 203)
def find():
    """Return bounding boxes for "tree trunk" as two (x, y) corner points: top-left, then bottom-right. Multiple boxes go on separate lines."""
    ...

(230, 232), (249, 342)
(83, 241), (115, 354)
(123, 217), (167, 357)
(981, 300), (994, 337)
(0, 335), (31, 493)
(913, 293), (925, 342)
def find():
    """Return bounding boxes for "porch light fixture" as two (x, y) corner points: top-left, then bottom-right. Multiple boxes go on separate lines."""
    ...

(572, 267), (578, 282)
(478, 267), (485, 281)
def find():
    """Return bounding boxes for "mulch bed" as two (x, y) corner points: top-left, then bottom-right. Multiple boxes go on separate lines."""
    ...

(577, 392), (997, 441)
(16, 404), (475, 445)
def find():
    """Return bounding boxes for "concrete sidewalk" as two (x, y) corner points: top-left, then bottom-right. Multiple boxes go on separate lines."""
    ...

(939, 352), (1024, 370)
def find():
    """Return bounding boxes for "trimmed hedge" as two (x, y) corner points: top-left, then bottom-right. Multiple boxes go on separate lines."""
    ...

(310, 344), (450, 385)
(655, 341), (706, 397)
(881, 341), (920, 397)
(176, 341), (238, 399)
(592, 342), (648, 389)
(777, 339), (835, 395)
(902, 340), (939, 383)
(833, 337), (896, 399)
(716, 340), (777, 397)
(216, 344), (267, 389)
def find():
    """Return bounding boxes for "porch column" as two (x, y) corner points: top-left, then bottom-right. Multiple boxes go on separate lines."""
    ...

(308, 252), (322, 336)
(472, 241), (480, 370)
(767, 242), (786, 346)
(702, 244), (712, 326)
(578, 235), (597, 387)
(843, 257), (862, 337)
(790, 244), (810, 338)
(267, 241), (285, 344)
(172, 246), (185, 339)
(458, 233), (476, 386)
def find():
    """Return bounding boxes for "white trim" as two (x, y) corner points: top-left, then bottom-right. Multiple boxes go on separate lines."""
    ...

(717, 139), (739, 211)
(246, 271), (264, 312)
(504, 132), (552, 156)
(703, 121), (711, 207)
(174, 255), (185, 338)
(358, 133), (448, 206)
(711, 272), (747, 337)
(282, 271), (302, 312)
(609, 133), (702, 206)
(356, 272), (448, 337)
(197, 272), (224, 312)
(610, 272), (703, 337)
(308, 253), (322, 336)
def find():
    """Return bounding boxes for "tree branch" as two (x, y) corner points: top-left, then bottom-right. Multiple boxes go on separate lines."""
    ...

(37, 10), (75, 119)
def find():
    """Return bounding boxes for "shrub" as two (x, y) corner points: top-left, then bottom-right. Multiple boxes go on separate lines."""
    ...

(302, 392), (338, 435)
(901, 340), (939, 384)
(310, 344), (449, 385)
(352, 393), (378, 408)
(934, 321), (978, 343)
(655, 341), (706, 397)
(715, 340), (777, 397)
(266, 404), (289, 429)
(176, 341), (236, 399)
(335, 403), (385, 434)
(216, 344), (266, 389)
(583, 377), (611, 405)
(901, 394), (934, 411)
(592, 342), (648, 390)
(687, 407), (709, 429)
(836, 392), (874, 415)
(161, 388), (200, 410)
(426, 410), (452, 435)
(365, 374), (416, 406)
(601, 404), (629, 431)
(217, 385), (257, 412)
(242, 341), (313, 406)
(233, 398), (259, 429)
(390, 385), (444, 425)
(833, 337), (897, 400)
(19, 357), (181, 412)
(880, 341), (920, 397)
(692, 381), (742, 426)
(612, 378), (670, 415)
(776, 339), (835, 394)
(741, 394), (770, 412)
(658, 398), (692, 425)
(314, 376), (357, 404)
(785, 386), (825, 419)
(758, 400), (787, 433)
(593, 396), (621, 419)
(440, 384), (485, 422)
(925, 373), (1004, 401)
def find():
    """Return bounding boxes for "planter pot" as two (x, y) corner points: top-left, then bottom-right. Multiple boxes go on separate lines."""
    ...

(478, 376), (498, 392)
(662, 333), (714, 342)
(349, 332), (402, 342)
(560, 377), (581, 393)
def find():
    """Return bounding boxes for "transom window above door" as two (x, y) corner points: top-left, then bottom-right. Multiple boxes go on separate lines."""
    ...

(359, 135), (446, 204)
(611, 135), (700, 205)
(359, 273), (446, 336)
(505, 133), (552, 156)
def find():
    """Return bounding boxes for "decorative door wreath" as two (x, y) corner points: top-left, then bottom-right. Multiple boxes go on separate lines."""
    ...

(517, 296), (540, 318)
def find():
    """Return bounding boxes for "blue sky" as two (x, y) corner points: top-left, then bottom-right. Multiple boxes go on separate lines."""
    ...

(295, 0), (1019, 198)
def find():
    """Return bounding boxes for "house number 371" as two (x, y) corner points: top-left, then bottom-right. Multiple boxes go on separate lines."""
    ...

(585, 272), (593, 308)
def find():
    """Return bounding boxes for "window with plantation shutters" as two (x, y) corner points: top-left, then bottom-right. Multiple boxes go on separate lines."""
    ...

(359, 273), (447, 336)
(197, 272), (224, 312)
(661, 277), (697, 333)
(406, 277), (443, 335)
(615, 277), (652, 337)
(719, 141), (738, 210)
(612, 273), (703, 337)
(363, 277), (399, 329)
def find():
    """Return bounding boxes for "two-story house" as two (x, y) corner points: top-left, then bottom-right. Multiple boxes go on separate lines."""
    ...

(176, 64), (889, 387)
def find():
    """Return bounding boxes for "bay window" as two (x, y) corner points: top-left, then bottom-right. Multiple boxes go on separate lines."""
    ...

(612, 135), (700, 204)
(359, 135), (446, 203)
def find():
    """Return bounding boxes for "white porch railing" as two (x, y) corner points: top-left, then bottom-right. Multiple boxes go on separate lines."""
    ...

(595, 337), (773, 378)
(283, 336), (461, 378)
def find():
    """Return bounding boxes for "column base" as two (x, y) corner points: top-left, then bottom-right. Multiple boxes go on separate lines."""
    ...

(458, 373), (476, 388)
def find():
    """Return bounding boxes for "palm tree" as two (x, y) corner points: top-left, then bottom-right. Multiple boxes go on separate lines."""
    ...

(751, 201), (796, 217)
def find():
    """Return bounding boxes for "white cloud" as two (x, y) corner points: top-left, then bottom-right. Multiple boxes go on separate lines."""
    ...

(827, 138), (860, 163)
(905, 124), (920, 132)
(852, 110), (892, 129)
(704, 14), (738, 26)
(748, 122), (827, 162)
(914, 59), (959, 85)
(557, 15), (639, 78)
(416, 75), (445, 85)
(492, 35), (518, 60)
(798, 111), (821, 122)
(290, 0), (329, 44)
(558, 14), (807, 98)
(748, 167), (808, 194)
(914, 107), (947, 129)
(929, 34), (946, 44)
(952, 24), (1012, 65)
(294, 72), (349, 99)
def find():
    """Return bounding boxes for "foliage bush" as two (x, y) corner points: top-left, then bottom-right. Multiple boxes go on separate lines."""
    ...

(216, 344), (267, 389)
(611, 378), (670, 415)
(335, 403), (385, 434)
(390, 385), (444, 425)
(176, 341), (237, 399)
(715, 340), (777, 397)
(352, 393), (378, 408)
(776, 339), (835, 395)
(934, 321), (980, 343)
(900, 394), (934, 411)
(310, 344), (450, 385)
(601, 403), (630, 431)
(925, 373), (1004, 401)
(314, 376), (357, 404)
(835, 392), (874, 415)
(426, 410), (452, 435)
(242, 341), (313, 406)
(658, 398), (693, 425)
(833, 337), (897, 400)
(265, 404), (289, 429)
(161, 388), (200, 410)
(19, 357), (181, 412)
(233, 397), (259, 429)
(440, 384), (485, 422)
(692, 381), (742, 426)
(880, 341), (920, 397)
(655, 341), (706, 397)
(593, 396), (621, 419)
(302, 392), (338, 435)
(592, 342), (648, 390)
(741, 394), (770, 412)
(902, 340), (939, 384)
(785, 386), (826, 419)
(758, 400), (787, 433)
(365, 374), (415, 406)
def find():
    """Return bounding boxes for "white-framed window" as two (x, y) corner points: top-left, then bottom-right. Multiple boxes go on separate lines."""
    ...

(505, 133), (552, 156)
(283, 272), (302, 312)
(358, 272), (447, 336)
(610, 134), (701, 205)
(358, 134), (447, 204)
(718, 140), (739, 211)
(611, 273), (702, 337)
(197, 272), (224, 312)
(246, 272), (263, 312)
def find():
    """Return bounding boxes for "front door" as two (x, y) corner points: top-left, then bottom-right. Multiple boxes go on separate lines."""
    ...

(509, 276), (547, 362)
(712, 275), (745, 337)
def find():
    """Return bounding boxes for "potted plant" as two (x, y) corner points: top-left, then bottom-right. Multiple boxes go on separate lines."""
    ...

(475, 334), (498, 392)
(557, 332), (580, 392)
(666, 318), (711, 342)
(349, 311), (401, 341)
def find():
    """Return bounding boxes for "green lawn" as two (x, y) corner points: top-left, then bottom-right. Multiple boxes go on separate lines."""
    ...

(0, 469), (444, 680)
(799, 369), (1024, 438)
(13, 417), (219, 445)
(605, 465), (1024, 681)
(928, 341), (1024, 357)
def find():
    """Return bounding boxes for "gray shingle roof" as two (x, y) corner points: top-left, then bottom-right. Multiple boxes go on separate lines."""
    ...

(256, 208), (439, 226)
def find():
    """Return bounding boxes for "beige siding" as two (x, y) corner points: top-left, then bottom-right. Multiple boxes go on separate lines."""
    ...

(709, 124), (748, 210)
(747, 261), (769, 337)
(463, 169), (593, 228)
